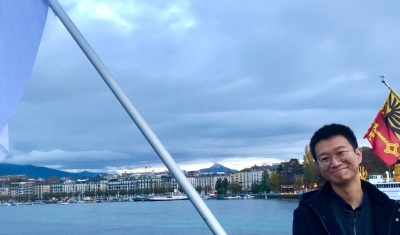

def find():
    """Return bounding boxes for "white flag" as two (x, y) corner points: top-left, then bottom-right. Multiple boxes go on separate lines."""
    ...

(0, 0), (50, 160)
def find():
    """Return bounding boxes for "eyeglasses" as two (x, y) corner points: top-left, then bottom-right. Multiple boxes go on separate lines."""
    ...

(316, 149), (354, 168)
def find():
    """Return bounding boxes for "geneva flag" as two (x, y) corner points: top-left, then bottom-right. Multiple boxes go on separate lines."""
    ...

(0, 0), (50, 159)
(364, 91), (400, 167)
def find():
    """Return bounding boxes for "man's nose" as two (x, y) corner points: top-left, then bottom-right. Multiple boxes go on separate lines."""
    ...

(330, 156), (342, 166)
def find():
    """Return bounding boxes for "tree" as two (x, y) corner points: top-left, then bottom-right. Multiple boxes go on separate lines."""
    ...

(195, 185), (203, 193)
(280, 159), (303, 185)
(268, 172), (283, 192)
(215, 178), (222, 191)
(229, 182), (242, 194)
(119, 189), (128, 196)
(360, 146), (388, 175)
(48, 176), (58, 183)
(204, 185), (211, 194)
(251, 182), (260, 194)
(215, 178), (229, 194)
(222, 178), (229, 192)
(302, 145), (325, 188)
(259, 171), (270, 193)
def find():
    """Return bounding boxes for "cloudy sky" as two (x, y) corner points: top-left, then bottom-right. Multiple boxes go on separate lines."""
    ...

(4, 0), (400, 173)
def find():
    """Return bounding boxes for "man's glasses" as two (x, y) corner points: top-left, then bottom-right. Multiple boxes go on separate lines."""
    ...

(316, 149), (354, 168)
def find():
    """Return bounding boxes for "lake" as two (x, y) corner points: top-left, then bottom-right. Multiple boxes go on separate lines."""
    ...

(1, 199), (298, 235)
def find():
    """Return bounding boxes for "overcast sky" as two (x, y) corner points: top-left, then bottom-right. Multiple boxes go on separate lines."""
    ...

(4, 0), (400, 173)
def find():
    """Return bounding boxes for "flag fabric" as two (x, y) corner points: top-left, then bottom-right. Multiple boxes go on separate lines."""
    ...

(364, 91), (400, 167)
(0, 0), (50, 160)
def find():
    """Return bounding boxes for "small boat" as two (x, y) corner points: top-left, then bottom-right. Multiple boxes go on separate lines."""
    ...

(58, 202), (69, 205)
(133, 195), (149, 202)
(2, 202), (11, 206)
(241, 194), (255, 199)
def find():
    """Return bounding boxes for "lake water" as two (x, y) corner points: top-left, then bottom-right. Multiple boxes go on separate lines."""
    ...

(1, 199), (298, 235)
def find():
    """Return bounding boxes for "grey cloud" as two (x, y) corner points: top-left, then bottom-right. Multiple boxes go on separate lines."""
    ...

(5, 0), (400, 172)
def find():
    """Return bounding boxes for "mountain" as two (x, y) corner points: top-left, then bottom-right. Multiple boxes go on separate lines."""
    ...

(198, 163), (237, 174)
(0, 163), (104, 179)
(78, 170), (108, 178)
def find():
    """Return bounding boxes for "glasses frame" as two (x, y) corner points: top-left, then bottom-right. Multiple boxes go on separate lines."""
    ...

(316, 149), (355, 168)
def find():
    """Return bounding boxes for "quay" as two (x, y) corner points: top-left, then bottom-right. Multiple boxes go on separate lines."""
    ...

(264, 193), (301, 199)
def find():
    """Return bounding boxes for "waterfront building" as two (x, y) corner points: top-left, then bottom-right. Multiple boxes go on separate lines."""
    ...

(0, 174), (26, 182)
(18, 181), (34, 196)
(160, 171), (179, 191)
(235, 168), (251, 192)
(87, 176), (108, 193)
(107, 178), (135, 193)
(0, 183), (9, 196)
(186, 175), (198, 189)
(34, 182), (50, 198)
(9, 182), (18, 196)
(75, 179), (89, 193)
(62, 179), (76, 193)
(134, 173), (162, 194)
(193, 173), (232, 191)
(50, 182), (63, 194)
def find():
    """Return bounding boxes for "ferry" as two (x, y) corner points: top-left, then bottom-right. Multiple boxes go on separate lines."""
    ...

(368, 174), (400, 201)
(148, 192), (188, 201)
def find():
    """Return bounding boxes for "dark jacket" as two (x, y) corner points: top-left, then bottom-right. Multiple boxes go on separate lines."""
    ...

(292, 180), (400, 235)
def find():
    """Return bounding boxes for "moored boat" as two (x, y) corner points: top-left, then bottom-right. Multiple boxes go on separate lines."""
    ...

(148, 192), (188, 201)
(133, 195), (149, 202)
(368, 174), (400, 201)
(58, 202), (69, 205)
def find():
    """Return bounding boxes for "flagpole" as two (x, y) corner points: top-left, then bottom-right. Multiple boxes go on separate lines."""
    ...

(48, 1), (227, 234)
(380, 75), (400, 97)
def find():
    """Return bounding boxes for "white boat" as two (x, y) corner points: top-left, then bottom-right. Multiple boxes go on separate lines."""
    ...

(58, 202), (69, 205)
(242, 194), (255, 199)
(224, 196), (237, 199)
(2, 202), (11, 206)
(368, 174), (400, 201)
(148, 192), (188, 201)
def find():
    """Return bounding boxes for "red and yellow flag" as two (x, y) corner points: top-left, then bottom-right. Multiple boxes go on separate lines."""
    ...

(364, 91), (400, 167)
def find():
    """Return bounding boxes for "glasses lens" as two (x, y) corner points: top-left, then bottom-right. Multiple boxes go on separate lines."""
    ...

(318, 150), (349, 167)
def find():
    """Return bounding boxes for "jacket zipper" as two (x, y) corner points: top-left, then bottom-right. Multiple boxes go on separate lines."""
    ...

(310, 205), (331, 235)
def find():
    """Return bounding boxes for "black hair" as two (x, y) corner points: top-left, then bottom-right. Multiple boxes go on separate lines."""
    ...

(309, 123), (358, 161)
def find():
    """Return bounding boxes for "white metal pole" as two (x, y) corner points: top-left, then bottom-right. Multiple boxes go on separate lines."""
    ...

(48, 1), (227, 234)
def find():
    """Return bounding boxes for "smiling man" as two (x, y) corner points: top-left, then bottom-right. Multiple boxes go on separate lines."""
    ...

(292, 123), (400, 235)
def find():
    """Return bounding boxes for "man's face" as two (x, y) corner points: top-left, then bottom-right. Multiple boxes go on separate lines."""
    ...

(315, 135), (362, 185)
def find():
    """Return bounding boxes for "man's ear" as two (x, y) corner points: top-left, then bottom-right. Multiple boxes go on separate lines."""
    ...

(355, 148), (362, 163)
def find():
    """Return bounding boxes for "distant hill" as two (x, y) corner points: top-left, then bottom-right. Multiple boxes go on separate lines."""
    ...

(199, 163), (237, 174)
(0, 163), (105, 179)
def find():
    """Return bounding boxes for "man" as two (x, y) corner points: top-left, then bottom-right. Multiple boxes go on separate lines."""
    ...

(292, 123), (400, 235)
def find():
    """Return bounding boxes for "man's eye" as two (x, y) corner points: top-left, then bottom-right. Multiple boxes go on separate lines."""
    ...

(319, 157), (329, 162)
(337, 151), (345, 156)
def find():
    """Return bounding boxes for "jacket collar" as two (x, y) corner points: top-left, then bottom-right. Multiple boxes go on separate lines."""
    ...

(300, 180), (399, 235)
